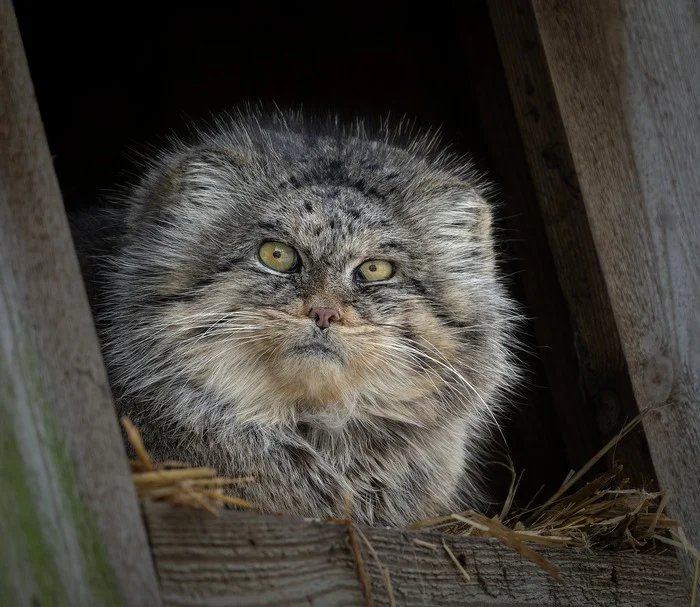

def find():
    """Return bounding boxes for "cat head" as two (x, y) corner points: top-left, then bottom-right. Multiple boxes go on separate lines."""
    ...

(104, 112), (517, 433)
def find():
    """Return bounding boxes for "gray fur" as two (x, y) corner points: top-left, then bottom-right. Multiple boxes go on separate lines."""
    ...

(71, 110), (519, 525)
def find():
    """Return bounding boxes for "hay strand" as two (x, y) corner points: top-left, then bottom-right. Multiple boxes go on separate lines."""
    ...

(413, 538), (440, 551)
(344, 494), (375, 607)
(122, 416), (255, 514)
(121, 416), (152, 470)
(442, 539), (471, 582)
(356, 525), (396, 607)
(412, 408), (695, 586)
(532, 410), (649, 515)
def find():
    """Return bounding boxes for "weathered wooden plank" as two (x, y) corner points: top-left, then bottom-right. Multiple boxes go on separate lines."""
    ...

(144, 503), (688, 606)
(527, 0), (700, 576)
(486, 0), (656, 487)
(0, 1), (160, 604)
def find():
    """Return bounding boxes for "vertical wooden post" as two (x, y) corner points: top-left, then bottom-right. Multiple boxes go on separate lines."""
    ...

(0, 1), (161, 604)
(486, 2), (656, 486)
(495, 0), (700, 576)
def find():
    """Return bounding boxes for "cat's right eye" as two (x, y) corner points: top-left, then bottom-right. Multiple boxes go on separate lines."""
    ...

(258, 241), (299, 273)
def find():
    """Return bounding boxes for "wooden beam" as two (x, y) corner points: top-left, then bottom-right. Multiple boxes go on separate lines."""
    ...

(519, 0), (700, 575)
(486, 0), (656, 487)
(0, 1), (161, 604)
(144, 504), (689, 606)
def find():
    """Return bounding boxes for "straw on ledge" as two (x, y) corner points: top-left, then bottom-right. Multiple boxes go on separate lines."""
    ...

(410, 408), (699, 596)
(122, 416), (256, 515)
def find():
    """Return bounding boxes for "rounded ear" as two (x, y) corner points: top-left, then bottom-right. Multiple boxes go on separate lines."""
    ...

(404, 176), (490, 231)
(403, 176), (498, 272)
(125, 146), (255, 230)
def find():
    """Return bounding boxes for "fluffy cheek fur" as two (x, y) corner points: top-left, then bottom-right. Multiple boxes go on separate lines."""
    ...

(157, 289), (461, 429)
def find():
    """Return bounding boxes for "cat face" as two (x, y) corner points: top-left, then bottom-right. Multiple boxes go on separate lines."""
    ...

(106, 119), (514, 432)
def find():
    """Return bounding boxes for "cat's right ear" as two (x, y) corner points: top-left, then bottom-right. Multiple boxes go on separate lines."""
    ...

(125, 146), (256, 229)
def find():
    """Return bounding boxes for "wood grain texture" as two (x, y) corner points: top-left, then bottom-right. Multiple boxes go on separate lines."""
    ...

(487, 1), (657, 486)
(529, 0), (700, 575)
(145, 503), (688, 606)
(0, 1), (160, 604)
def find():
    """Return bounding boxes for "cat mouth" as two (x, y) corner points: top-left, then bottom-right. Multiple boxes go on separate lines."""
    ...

(287, 339), (346, 364)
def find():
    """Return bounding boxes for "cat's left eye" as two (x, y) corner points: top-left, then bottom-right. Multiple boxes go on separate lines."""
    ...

(258, 241), (299, 273)
(356, 259), (394, 282)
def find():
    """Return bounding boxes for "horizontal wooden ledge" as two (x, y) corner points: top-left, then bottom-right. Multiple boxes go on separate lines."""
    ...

(143, 502), (688, 606)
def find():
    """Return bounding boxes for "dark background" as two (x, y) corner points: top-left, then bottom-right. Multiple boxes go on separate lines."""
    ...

(15, 0), (575, 507)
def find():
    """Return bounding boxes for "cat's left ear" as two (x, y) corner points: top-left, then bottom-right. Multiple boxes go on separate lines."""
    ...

(411, 176), (494, 235)
(406, 175), (498, 270)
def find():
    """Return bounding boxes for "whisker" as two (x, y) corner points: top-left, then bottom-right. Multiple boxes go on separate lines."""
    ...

(401, 336), (506, 442)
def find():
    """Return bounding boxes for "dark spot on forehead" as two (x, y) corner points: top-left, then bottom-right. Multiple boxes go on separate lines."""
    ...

(380, 240), (404, 251)
(349, 177), (390, 202)
(303, 201), (313, 212)
(325, 158), (343, 177)
(259, 220), (282, 233)
(289, 154), (397, 199)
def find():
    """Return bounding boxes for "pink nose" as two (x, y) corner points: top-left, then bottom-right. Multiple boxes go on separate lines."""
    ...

(309, 307), (340, 330)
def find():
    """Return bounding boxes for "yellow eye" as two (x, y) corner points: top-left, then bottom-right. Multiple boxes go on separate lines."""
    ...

(258, 241), (299, 272)
(356, 260), (394, 282)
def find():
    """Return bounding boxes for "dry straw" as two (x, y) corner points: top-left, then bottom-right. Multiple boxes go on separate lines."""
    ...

(411, 410), (698, 584)
(122, 416), (256, 514)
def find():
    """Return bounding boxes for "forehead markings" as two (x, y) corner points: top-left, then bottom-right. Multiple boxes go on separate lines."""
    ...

(257, 220), (285, 233)
(256, 209), (402, 267)
(256, 180), (399, 256)
(282, 162), (398, 201)
(378, 240), (404, 252)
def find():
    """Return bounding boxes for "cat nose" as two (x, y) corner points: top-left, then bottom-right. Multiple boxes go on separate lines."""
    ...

(308, 307), (340, 330)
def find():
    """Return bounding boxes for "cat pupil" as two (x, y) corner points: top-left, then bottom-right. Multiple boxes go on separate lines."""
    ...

(273, 250), (282, 259)
(369, 264), (377, 272)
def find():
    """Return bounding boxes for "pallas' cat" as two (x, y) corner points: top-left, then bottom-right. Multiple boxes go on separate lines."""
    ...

(71, 111), (518, 525)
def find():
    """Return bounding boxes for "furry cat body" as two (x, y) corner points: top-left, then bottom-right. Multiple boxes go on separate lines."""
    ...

(72, 112), (518, 525)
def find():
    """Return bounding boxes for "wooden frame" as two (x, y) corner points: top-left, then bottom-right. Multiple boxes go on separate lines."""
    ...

(490, 0), (700, 581)
(144, 503), (687, 606)
(1, 0), (697, 604)
(0, 1), (160, 604)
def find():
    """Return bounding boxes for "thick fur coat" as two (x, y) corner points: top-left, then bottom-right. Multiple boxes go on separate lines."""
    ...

(71, 111), (518, 525)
